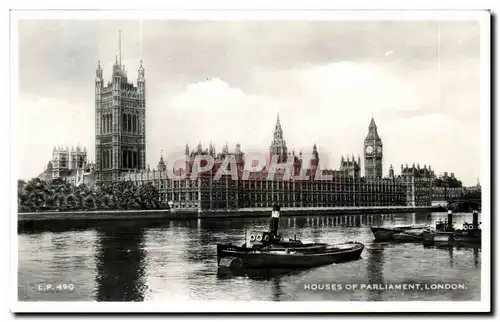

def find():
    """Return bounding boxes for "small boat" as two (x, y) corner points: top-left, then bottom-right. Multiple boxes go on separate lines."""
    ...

(370, 224), (428, 241)
(216, 204), (364, 269)
(423, 210), (481, 245)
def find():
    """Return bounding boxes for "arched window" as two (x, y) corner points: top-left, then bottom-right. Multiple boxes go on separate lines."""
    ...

(123, 114), (127, 131)
(134, 151), (138, 168)
(133, 115), (137, 133)
(127, 114), (132, 133)
(123, 150), (127, 168)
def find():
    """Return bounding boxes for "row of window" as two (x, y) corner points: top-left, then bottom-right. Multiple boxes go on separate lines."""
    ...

(201, 201), (408, 209)
(102, 150), (113, 169)
(122, 113), (139, 133)
(164, 192), (406, 202)
(102, 114), (113, 134)
(100, 112), (142, 134)
(131, 179), (420, 195)
(122, 150), (139, 169)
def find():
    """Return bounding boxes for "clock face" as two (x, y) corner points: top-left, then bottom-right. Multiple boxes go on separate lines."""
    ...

(376, 146), (382, 153)
(365, 145), (374, 154)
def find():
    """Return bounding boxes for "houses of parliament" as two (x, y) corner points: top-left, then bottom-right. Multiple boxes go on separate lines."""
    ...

(40, 38), (465, 211)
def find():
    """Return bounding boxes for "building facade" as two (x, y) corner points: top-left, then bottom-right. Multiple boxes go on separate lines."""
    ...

(116, 111), (467, 211)
(51, 145), (89, 178)
(38, 145), (95, 185)
(52, 146), (70, 178)
(95, 34), (146, 182)
(431, 172), (463, 202)
(118, 117), (446, 211)
(399, 164), (434, 207)
(120, 167), (408, 211)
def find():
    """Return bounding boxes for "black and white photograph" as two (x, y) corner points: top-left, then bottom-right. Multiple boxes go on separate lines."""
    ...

(10, 9), (491, 313)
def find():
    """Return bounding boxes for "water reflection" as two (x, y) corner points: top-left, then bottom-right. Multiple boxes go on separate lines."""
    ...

(94, 225), (147, 301)
(18, 212), (482, 301)
(366, 243), (385, 301)
(474, 247), (480, 269)
(423, 244), (481, 269)
(217, 267), (308, 280)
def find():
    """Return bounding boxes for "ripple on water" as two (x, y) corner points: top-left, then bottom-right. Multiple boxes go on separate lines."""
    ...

(18, 213), (481, 301)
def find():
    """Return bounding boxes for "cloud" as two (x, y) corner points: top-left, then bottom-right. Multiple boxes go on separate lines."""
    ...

(17, 96), (94, 178)
(149, 60), (479, 184)
(16, 20), (482, 185)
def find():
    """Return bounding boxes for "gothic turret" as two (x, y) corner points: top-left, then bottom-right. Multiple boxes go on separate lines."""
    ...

(312, 144), (319, 160)
(389, 164), (395, 179)
(138, 60), (145, 80)
(157, 153), (166, 172)
(96, 60), (103, 79)
(269, 113), (288, 163)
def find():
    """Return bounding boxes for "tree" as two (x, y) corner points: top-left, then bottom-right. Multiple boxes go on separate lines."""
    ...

(85, 196), (96, 210)
(66, 194), (77, 210)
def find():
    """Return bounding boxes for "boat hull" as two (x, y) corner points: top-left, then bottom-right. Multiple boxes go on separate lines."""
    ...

(371, 225), (427, 241)
(423, 230), (481, 245)
(217, 242), (364, 269)
(371, 227), (401, 241)
(393, 232), (424, 242)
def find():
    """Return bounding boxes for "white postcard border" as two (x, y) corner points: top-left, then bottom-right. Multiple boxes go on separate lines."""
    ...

(9, 8), (491, 313)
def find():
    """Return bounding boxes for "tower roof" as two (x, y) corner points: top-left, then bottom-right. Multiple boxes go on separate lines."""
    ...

(273, 112), (284, 142)
(275, 113), (282, 130)
(366, 116), (381, 140)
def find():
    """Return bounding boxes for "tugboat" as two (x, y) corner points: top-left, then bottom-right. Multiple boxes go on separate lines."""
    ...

(423, 210), (481, 245)
(216, 204), (364, 269)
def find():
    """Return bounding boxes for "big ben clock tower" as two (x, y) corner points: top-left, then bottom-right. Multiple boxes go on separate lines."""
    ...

(364, 117), (383, 178)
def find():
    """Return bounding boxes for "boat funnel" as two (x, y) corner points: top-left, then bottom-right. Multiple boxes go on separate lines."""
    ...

(269, 204), (281, 237)
(447, 209), (453, 231)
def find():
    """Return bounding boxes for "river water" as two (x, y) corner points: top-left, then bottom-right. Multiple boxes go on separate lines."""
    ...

(18, 212), (481, 301)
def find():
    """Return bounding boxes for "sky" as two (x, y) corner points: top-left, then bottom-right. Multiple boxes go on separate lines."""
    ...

(16, 19), (482, 185)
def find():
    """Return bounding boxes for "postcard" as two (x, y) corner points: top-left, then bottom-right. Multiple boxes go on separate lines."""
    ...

(11, 9), (491, 313)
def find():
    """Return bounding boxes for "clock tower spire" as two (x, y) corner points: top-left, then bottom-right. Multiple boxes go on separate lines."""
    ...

(364, 116), (383, 178)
